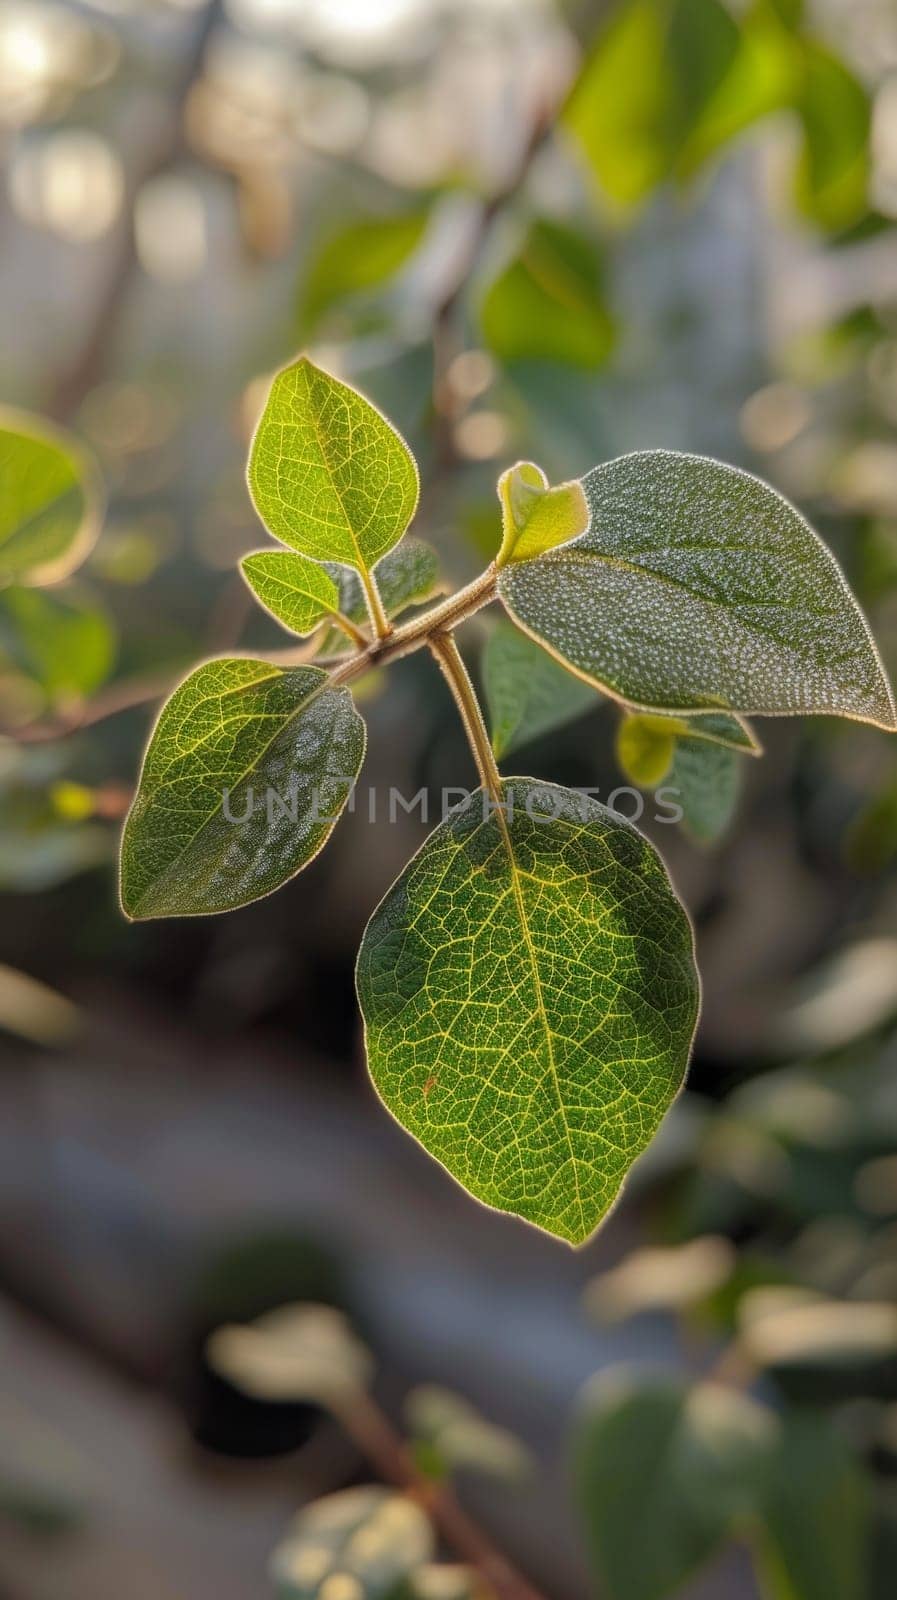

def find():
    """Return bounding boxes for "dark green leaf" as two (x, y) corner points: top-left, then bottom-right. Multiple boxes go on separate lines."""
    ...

(574, 1370), (776, 1600)
(499, 452), (895, 729)
(357, 780), (699, 1244)
(753, 1414), (870, 1600)
(120, 658), (365, 919)
(483, 621), (596, 759)
(318, 538), (441, 653)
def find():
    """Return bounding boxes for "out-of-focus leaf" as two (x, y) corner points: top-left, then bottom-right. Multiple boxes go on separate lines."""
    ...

(357, 781), (699, 1245)
(240, 551), (341, 637)
(248, 358), (419, 572)
(774, 938), (897, 1054)
(404, 1386), (533, 1483)
(495, 461), (589, 567)
(617, 711), (758, 787)
(120, 659), (366, 918)
(752, 1414), (870, 1600)
(499, 452), (896, 728)
(0, 1397), (88, 1536)
(0, 408), (103, 586)
(794, 41), (870, 233)
(317, 539), (442, 654)
(0, 963), (81, 1047)
(574, 1369), (776, 1600)
(738, 1292), (897, 1373)
(297, 211), (430, 337)
(270, 1486), (434, 1600)
(206, 1303), (373, 1404)
(409, 1566), (482, 1600)
(0, 585), (115, 703)
(678, 1), (796, 177)
(671, 734), (743, 844)
(564, 0), (741, 205)
(845, 780), (897, 874)
(483, 621), (596, 759)
(479, 220), (614, 369)
(585, 1236), (736, 1323)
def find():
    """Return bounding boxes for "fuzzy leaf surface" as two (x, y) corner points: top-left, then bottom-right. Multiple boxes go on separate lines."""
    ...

(499, 451), (895, 728)
(120, 658), (364, 919)
(248, 357), (419, 572)
(357, 780), (699, 1244)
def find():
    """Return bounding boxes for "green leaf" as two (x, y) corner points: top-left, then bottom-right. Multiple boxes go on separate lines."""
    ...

(270, 1486), (434, 1600)
(564, 0), (741, 206)
(404, 1386), (533, 1483)
(495, 461), (589, 567)
(574, 1370), (777, 1600)
(206, 1303), (372, 1405)
(356, 780), (699, 1244)
(678, 1), (796, 177)
(120, 658), (365, 919)
(318, 538), (441, 653)
(297, 212), (430, 337)
(0, 584), (115, 703)
(616, 711), (756, 843)
(483, 621), (597, 759)
(247, 357), (419, 573)
(240, 550), (341, 636)
(0, 408), (103, 586)
(498, 452), (896, 729)
(794, 41), (870, 233)
(479, 219), (614, 369)
(753, 1414), (869, 1600)
(671, 735), (743, 843)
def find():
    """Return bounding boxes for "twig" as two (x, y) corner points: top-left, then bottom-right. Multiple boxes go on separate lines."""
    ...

(45, 0), (224, 422)
(334, 1389), (548, 1600)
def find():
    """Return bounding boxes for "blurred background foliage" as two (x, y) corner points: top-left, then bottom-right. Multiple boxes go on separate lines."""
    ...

(2, 1), (897, 1596)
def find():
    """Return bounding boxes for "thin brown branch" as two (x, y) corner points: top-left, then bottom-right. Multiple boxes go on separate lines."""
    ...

(45, 0), (224, 422)
(335, 1389), (547, 1600)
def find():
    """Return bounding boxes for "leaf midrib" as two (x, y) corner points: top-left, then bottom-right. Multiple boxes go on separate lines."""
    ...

(490, 786), (587, 1237)
(301, 364), (370, 578)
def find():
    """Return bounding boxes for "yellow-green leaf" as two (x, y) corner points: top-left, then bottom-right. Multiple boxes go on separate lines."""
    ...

(356, 780), (699, 1245)
(496, 461), (589, 567)
(247, 358), (419, 573)
(120, 658), (365, 919)
(240, 550), (341, 636)
(0, 408), (103, 587)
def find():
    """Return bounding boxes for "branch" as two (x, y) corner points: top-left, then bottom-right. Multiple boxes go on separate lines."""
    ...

(45, 0), (224, 422)
(335, 1388), (547, 1600)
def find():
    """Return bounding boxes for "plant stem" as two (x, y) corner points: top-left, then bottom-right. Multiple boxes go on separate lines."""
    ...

(332, 611), (369, 649)
(334, 1389), (547, 1600)
(360, 566), (392, 641)
(329, 563), (498, 688)
(428, 632), (503, 805)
